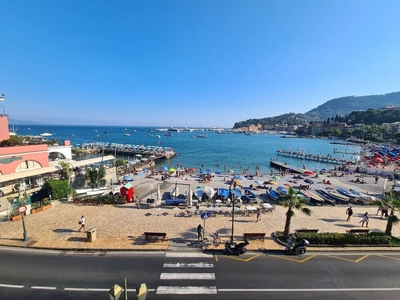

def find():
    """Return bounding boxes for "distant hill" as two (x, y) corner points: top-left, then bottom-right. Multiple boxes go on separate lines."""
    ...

(305, 91), (400, 121)
(233, 91), (400, 128)
(8, 119), (42, 125)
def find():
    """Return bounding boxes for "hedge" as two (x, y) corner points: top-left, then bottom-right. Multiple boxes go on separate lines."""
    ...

(295, 232), (391, 245)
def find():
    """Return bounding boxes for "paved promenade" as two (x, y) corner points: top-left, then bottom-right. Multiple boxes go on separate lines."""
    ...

(0, 172), (399, 253)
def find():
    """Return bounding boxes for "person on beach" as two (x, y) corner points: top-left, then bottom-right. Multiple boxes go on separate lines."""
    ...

(197, 224), (204, 241)
(256, 208), (261, 222)
(78, 215), (86, 232)
(359, 212), (369, 227)
(346, 206), (353, 221)
(375, 175), (379, 184)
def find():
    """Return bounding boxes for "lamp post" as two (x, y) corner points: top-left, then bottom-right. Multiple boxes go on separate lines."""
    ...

(97, 131), (108, 187)
(229, 187), (235, 244)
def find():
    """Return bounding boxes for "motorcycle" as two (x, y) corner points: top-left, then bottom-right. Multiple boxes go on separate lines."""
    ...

(224, 239), (249, 255)
(284, 237), (309, 255)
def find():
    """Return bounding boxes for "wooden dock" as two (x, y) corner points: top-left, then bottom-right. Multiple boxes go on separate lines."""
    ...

(269, 160), (306, 174)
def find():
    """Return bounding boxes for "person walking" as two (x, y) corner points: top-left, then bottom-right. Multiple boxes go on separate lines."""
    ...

(256, 208), (261, 223)
(346, 206), (353, 222)
(78, 215), (86, 232)
(360, 212), (369, 227)
(197, 224), (204, 241)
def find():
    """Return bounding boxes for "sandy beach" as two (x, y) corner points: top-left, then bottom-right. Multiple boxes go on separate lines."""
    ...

(0, 158), (399, 252)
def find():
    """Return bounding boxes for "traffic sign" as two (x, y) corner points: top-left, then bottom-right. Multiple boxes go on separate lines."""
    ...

(201, 212), (210, 220)
(17, 206), (27, 213)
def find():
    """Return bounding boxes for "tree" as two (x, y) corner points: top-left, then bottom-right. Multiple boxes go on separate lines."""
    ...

(277, 186), (312, 238)
(378, 192), (400, 236)
(84, 166), (106, 188)
(59, 162), (73, 181)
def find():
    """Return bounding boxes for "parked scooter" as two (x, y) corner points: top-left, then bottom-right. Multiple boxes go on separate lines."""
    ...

(284, 236), (309, 255)
(224, 239), (250, 255)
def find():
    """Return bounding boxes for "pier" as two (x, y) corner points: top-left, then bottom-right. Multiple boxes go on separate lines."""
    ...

(269, 160), (306, 174)
(276, 149), (351, 164)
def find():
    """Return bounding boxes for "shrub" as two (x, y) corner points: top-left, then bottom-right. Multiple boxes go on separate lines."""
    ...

(295, 232), (391, 245)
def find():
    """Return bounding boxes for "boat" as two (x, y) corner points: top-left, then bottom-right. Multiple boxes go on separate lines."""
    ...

(276, 186), (288, 195)
(349, 189), (376, 204)
(165, 132), (173, 137)
(197, 133), (207, 138)
(315, 189), (336, 205)
(230, 188), (242, 200)
(217, 188), (229, 200)
(301, 190), (324, 206)
(295, 191), (311, 204)
(266, 189), (281, 201)
(170, 185), (179, 199)
(326, 191), (350, 204)
(194, 186), (204, 201)
(123, 133), (130, 136)
(336, 187), (360, 200)
(155, 135), (161, 138)
(203, 186), (216, 199)
(243, 188), (258, 203)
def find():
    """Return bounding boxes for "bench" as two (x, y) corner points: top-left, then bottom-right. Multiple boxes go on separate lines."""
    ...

(244, 232), (266, 241)
(165, 198), (186, 206)
(295, 229), (319, 233)
(144, 232), (167, 242)
(345, 228), (370, 234)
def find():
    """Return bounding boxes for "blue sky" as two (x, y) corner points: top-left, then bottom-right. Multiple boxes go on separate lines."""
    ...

(1, 0), (400, 128)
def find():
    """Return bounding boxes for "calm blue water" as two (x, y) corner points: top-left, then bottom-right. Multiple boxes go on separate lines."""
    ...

(13, 125), (361, 174)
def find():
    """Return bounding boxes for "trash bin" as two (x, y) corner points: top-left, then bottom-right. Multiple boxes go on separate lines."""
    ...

(87, 228), (96, 242)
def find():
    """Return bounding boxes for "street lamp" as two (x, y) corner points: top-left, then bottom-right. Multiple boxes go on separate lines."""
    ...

(96, 131), (108, 187)
(229, 187), (235, 244)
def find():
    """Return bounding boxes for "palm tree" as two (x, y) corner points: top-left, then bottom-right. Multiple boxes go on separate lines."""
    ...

(277, 186), (312, 238)
(378, 192), (400, 236)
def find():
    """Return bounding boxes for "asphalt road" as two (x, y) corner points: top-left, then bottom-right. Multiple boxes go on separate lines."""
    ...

(1, 247), (400, 300)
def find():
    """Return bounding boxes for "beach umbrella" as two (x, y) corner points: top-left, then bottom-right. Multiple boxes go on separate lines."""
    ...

(188, 167), (196, 173)
(304, 170), (314, 175)
(229, 170), (234, 174)
(135, 154), (142, 157)
(270, 181), (278, 185)
(284, 183), (291, 187)
(215, 171), (221, 174)
(141, 158), (148, 162)
(206, 169), (212, 172)
(273, 175), (280, 180)
(149, 155), (156, 160)
(162, 166), (168, 171)
(169, 167), (176, 173)
(233, 175), (243, 180)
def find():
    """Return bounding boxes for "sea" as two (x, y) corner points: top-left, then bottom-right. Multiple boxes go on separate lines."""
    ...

(12, 125), (362, 175)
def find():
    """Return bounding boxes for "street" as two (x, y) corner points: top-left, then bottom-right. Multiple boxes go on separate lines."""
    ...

(1, 247), (400, 299)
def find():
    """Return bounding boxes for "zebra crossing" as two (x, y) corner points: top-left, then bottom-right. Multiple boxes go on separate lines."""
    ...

(156, 252), (217, 295)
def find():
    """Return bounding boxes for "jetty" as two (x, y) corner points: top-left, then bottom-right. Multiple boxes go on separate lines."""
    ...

(276, 149), (350, 164)
(269, 160), (306, 174)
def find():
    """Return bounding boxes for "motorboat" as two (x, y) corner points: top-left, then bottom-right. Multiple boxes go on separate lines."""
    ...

(217, 188), (229, 200)
(276, 186), (288, 195)
(326, 190), (350, 204)
(301, 190), (324, 206)
(243, 188), (258, 203)
(315, 189), (336, 206)
(349, 189), (377, 204)
(203, 186), (216, 199)
(266, 189), (280, 201)
(124, 133), (130, 136)
(197, 133), (207, 138)
(336, 187), (360, 200)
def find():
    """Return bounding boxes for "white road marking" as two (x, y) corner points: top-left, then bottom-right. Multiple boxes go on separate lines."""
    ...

(64, 288), (109, 291)
(163, 262), (214, 268)
(160, 273), (215, 280)
(218, 288), (400, 292)
(31, 286), (57, 290)
(166, 253), (212, 258)
(157, 286), (217, 294)
(0, 284), (24, 288)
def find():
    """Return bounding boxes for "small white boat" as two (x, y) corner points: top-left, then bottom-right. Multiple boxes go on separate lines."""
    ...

(124, 133), (131, 136)
(197, 133), (207, 138)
